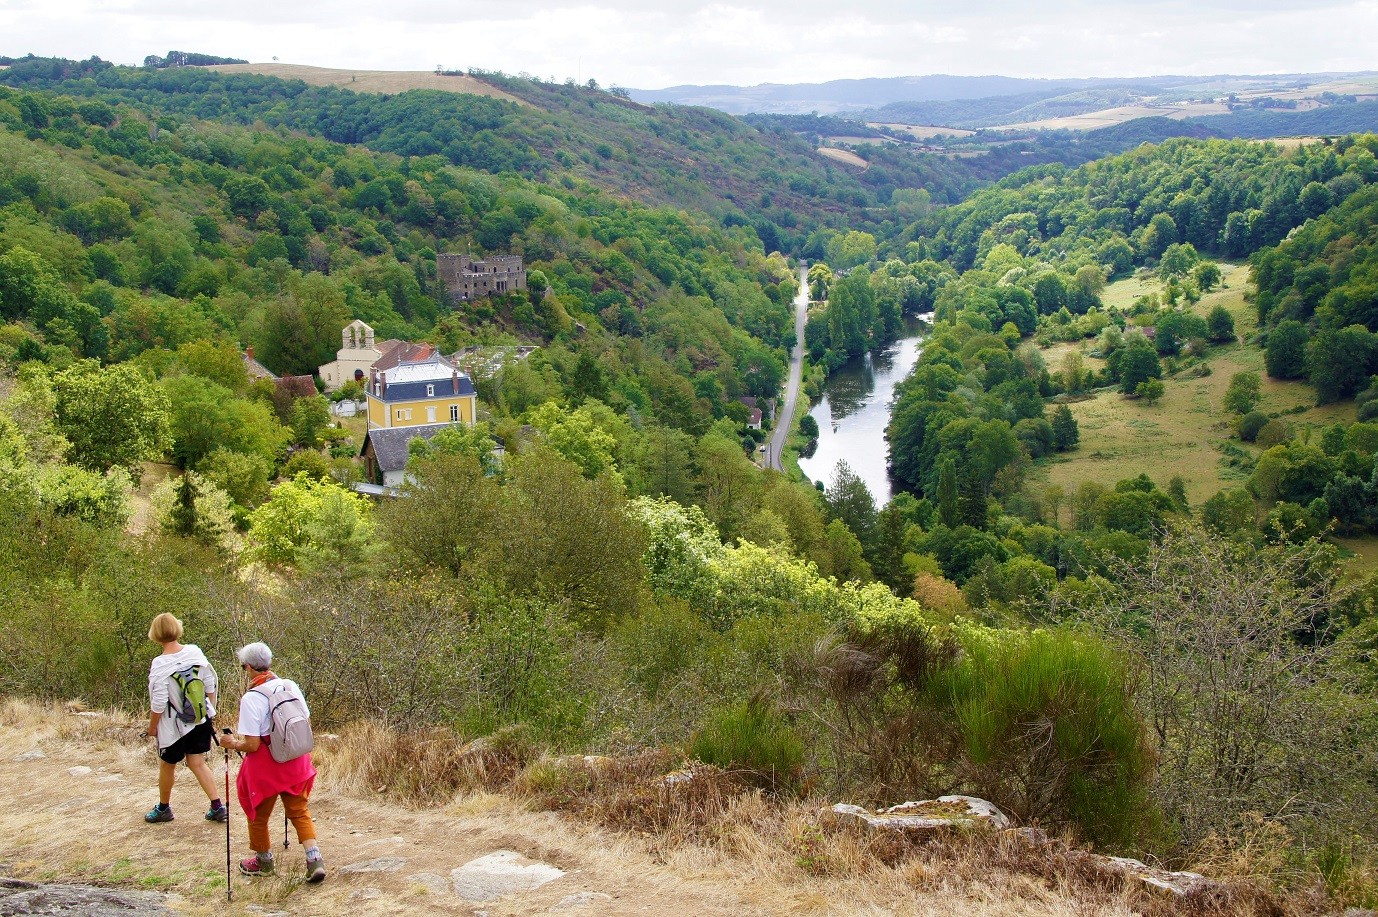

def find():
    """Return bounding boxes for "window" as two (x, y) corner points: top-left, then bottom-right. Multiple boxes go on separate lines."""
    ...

(396, 410), (403, 420)
(426, 384), (434, 397)
(404, 409), (413, 421)
(450, 405), (460, 422)
(427, 407), (436, 423)
(374, 383), (381, 396)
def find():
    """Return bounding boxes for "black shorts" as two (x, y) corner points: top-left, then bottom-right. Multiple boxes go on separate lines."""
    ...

(160, 719), (214, 764)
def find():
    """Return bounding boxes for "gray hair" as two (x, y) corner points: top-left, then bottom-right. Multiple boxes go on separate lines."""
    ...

(236, 642), (273, 671)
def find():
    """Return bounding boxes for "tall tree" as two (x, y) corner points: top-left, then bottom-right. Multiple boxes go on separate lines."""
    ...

(51, 361), (171, 479)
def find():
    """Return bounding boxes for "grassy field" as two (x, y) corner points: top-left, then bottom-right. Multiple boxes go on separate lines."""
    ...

(203, 63), (526, 104)
(817, 146), (869, 169)
(1031, 263), (1354, 511)
(865, 123), (976, 140)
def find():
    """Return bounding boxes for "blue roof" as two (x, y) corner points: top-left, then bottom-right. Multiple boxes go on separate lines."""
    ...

(380, 376), (476, 402)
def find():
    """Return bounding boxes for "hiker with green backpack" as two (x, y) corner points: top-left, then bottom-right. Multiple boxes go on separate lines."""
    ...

(143, 613), (227, 824)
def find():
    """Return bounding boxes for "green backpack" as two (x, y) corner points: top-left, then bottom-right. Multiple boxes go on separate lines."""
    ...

(167, 665), (208, 725)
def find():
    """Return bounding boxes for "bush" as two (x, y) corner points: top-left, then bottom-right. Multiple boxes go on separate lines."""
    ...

(941, 627), (1157, 849)
(1256, 418), (1293, 448)
(690, 695), (804, 793)
(1238, 411), (1270, 442)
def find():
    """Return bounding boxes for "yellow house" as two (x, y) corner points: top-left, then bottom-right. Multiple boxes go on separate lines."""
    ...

(365, 347), (477, 431)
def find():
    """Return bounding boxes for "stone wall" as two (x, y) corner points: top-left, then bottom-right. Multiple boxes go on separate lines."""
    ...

(437, 253), (527, 303)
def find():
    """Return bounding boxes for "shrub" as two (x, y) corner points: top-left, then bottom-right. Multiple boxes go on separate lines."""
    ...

(1256, 418), (1293, 448)
(690, 695), (803, 793)
(1237, 411), (1269, 442)
(940, 627), (1157, 849)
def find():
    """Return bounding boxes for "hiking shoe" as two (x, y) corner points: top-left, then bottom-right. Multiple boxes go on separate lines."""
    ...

(144, 803), (173, 823)
(205, 804), (229, 823)
(239, 855), (274, 877)
(305, 855), (326, 884)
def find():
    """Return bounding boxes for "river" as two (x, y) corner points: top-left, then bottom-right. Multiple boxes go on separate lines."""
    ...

(797, 321), (926, 505)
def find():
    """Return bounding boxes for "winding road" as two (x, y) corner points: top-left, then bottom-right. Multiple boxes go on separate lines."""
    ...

(766, 264), (809, 471)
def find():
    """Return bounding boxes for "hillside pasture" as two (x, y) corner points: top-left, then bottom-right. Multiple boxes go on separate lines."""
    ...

(867, 122), (976, 139)
(204, 63), (526, 104)
(1033, 264), (1353, 509)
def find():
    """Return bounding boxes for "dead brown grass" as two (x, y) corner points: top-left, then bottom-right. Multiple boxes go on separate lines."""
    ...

(202, 63), (526, 105)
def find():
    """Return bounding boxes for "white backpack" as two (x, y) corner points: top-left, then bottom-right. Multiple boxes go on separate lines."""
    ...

(251, 681), (314, 764)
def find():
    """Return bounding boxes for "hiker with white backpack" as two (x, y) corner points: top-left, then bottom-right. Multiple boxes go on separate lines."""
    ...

(143, 613), (228, 824)
(216, 641), (325, 883)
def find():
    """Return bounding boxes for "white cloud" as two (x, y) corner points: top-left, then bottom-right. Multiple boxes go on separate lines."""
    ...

(1, 0), (1375, 86)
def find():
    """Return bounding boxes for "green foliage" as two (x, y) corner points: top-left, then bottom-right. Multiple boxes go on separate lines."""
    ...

(149, 471), (237, 549)
(161, 375), (290, 469)
(1236, 411), (1269, 443)
(1134, 378), (1165, 404)
(1265, 319), (1309, 379)
(247, 473), (375, 568)
(943, 627), (1156, 848)
(1223, 371), (1261, 414)
(51, 360), (171, 476)
(1051, 403), (1079, 451)
(690, 695), (803, 793)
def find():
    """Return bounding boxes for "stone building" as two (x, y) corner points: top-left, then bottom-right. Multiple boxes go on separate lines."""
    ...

(437, 253), (526, 304)
(318, 319), (402, 391)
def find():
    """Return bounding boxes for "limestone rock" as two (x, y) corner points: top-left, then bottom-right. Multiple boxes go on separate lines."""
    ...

(1103, 856), (1212, 897)
(450, 850), (565, 902)
(66, 766), (93, 777)
(555, 755), (615, 773)
(13, 750), (45, 762)
(0, 880), (168, 915)
(349, 887), (382, 901)
(407, 872), (453, 896)
(660, 769), (695, 787)
(821, 795), (1010, 834)
(553, 891), (613, 910)
(338, 856), (408, 874)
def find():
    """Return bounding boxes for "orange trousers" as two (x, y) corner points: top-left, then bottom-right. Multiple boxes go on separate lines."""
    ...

(247, 790), (317, 853)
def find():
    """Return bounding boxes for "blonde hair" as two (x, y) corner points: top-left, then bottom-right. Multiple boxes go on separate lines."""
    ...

(148, 613), (183, 644)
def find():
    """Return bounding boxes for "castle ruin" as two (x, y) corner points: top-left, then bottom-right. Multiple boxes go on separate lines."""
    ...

(437, 253), (526, 304)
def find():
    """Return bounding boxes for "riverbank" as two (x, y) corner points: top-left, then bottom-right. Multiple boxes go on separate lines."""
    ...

(798, 324), (925, 503)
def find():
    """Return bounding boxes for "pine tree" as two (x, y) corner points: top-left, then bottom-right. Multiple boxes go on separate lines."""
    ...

(170, 473), (199, 537)
(937, 456), (959, 528)
(1052, 404), (1080, 451)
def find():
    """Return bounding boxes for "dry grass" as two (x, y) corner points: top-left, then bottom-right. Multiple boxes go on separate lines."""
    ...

(202, 63), (526, 105)
(0, 698), (1326, 915)
(866, 123), (976, 140)
(817, 147), (869, 169)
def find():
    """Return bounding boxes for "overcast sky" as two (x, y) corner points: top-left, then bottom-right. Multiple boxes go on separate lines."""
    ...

(2, 0), (1375, 89)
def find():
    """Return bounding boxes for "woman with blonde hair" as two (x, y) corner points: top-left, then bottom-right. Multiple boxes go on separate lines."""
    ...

(143, 612), (226, 824)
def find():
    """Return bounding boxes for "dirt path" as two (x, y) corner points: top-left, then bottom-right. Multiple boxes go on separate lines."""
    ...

(0, 709), (758, 916)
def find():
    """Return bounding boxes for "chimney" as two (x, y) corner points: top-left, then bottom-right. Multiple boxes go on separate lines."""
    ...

(452, 369), (459, 395)
(246, 345), (255, 361)
(380, 370), (387, 397)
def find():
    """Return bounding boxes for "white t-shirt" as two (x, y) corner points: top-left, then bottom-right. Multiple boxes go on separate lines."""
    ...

(148, 645), (218, 749)
(238, 677), (309, 738)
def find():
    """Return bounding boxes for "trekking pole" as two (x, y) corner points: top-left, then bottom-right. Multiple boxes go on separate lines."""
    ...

(221, 728), (233, 902)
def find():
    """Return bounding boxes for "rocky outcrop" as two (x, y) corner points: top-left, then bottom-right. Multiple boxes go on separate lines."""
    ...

(0, 878), (167, 916)
(821, 795), (1012, 834)
(1102, 856), (1213, 898)
(450, 850), (564, 902)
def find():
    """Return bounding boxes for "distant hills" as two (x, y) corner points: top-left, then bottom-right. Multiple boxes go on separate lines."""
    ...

(630, 71), (1378, 135)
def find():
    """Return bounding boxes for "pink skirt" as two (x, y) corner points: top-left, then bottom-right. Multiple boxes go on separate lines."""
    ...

(235, 743), (317, 821)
